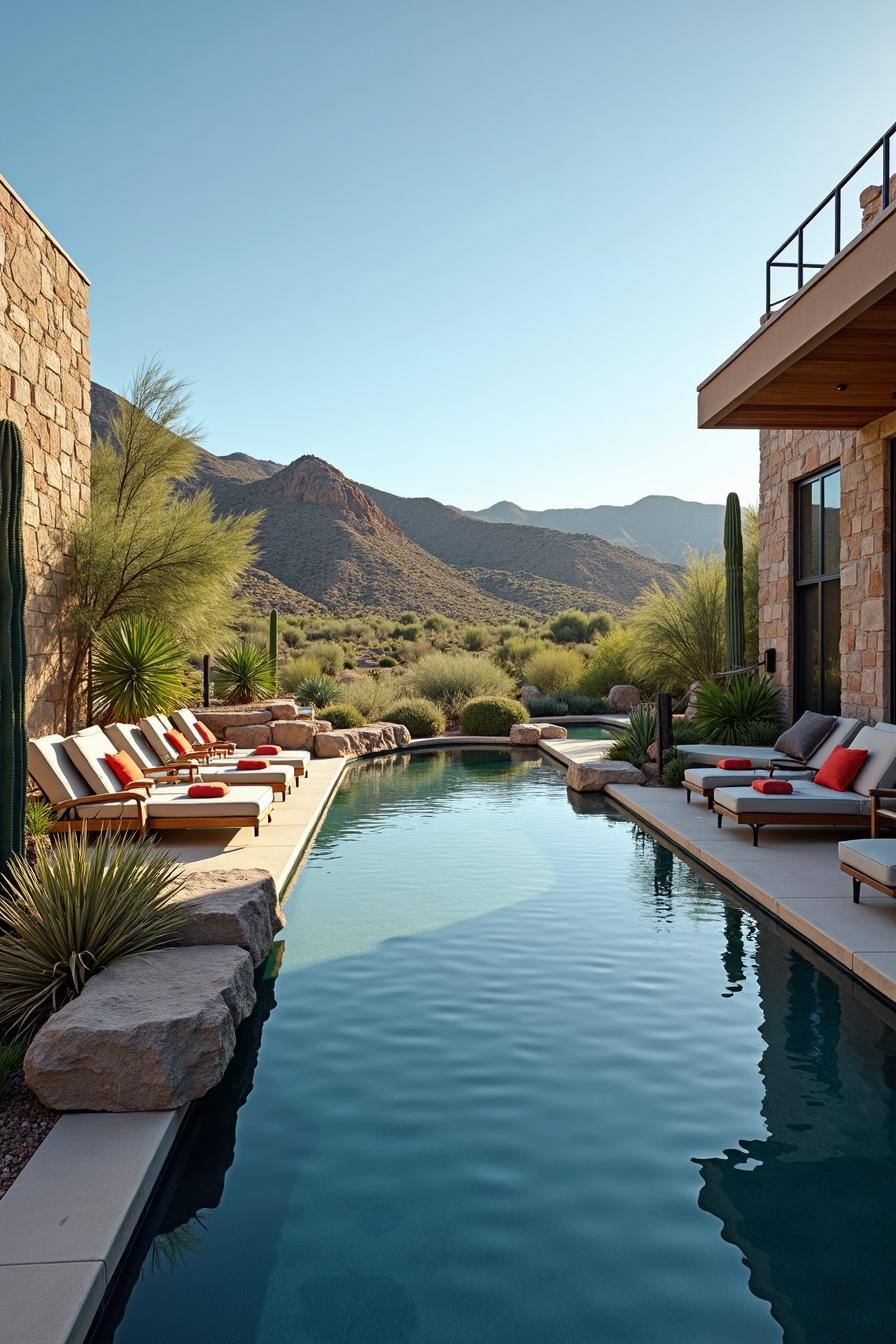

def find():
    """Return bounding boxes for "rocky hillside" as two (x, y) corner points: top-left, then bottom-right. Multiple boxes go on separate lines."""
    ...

(90, 382), (678, 619)
(466, 495), (725, 563)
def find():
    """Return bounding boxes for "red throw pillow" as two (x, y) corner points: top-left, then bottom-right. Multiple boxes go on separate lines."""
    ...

(752, 779), (793, 795)
(252, 745), (281, 756)
(188, 782), (230, 798)
(236, 758), (268, 770)
(105, 750), (145, 788)
(814, 745), (868, 792)
(718, 757), (752, 770)
(194, 720), (216, 745)
(165, 729), (194, 757)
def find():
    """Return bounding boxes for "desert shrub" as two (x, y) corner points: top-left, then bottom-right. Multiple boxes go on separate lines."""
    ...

(661, 750), (689, 789)
(398, 624), (420, 642)
(460, 696), (529, 735)
(409, 652), (513, 713)
(607, 705), (656, 767)
(672, 719), (705, 747)
(321, 703), (366, 729)
(296, 674), (341, 708)
(24, 798), (54, 842)
(495, 635), (543, 676)
(548, 609), (613, 644)
(577, 628), (634, 697)
(93, 616), (185, 720)
(338, 673), (405, 720)
(308, 640), (345, 675)
(528, 694), (569, 716)
(521, 647), (586, 695)
(693, 674), (782, 745)
(397, 611), (418, 625)
(214, 642), (275, 704)
(282, 629), (304, 650)
(627, 553), (726, 691)
(379, 656), (397, 668)
(280, 654), (323, 691)
(556, 691), (608, 715)
(0, 1040), (23, 1099)
(385, 697), (446, 738)
(0, 833), (184, 1044)
(423, 614), (450, 633)
(462, 625), (489, 651)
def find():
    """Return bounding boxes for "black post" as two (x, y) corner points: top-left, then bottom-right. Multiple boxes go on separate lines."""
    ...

(202, 654), (211, 708)
(655, 692), (673, 771)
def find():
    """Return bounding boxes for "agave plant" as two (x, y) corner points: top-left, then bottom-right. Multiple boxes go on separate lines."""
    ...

(693, 674), (782, 746)
(214, 642), (276, 704)
(296, 674), (340, 709)
(0, 832), (185, 1044)
(93, 615), (185, 721)
(606, 704), (657, 767)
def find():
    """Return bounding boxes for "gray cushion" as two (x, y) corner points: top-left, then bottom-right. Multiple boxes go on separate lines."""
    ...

(774, 711), (837, 762)
(714, 781), (870, 816)
(839, 839), (896, 886)
(683, 766), (807, 790)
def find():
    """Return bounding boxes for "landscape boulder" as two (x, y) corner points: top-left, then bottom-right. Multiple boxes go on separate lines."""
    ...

(196, 708), (273, 731)
(538, 723), (568, 740)
(264, 699), (298, 720)
(566, 760), (645, 793)
(313, 722), (412, 758)
(173, 869), (284, 967)
(226, 724), (273, 748)
(271, 718), (331, 750)
(24, 946), (256, 1112)
(607, 685), (641, 713)
(509, 723), (542, 745)
(519, 684), (540, 704)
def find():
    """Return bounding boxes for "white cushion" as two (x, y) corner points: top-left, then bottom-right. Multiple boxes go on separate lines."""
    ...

(170, 708), (204, 745)
(145, 784), (274, 819)
(840, 725), (896, 796)
(806, 717), (864, 764)
(139, 714), (178, 762)
(106, 722), (162, 770)
(64, 726), (133, 797)
(684, 766), (789, 790)
(195, 764), (292, 786)
(714, 781), (870, 816)
(28, 735), (92, 805)
(232, 749), (310, 766)
(839, 838), (896, 886)
(680, 745), (780, 768)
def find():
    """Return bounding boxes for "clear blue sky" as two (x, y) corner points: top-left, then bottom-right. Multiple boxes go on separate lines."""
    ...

(3, 1), (895, 509)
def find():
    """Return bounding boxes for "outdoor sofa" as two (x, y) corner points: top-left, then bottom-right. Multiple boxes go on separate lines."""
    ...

(711, 724), (896, 846)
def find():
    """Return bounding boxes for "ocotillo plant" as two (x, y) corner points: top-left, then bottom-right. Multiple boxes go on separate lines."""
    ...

(724, 491), (745, 671)
(0, 421), (27, 878)
(268, 608), (279, 689)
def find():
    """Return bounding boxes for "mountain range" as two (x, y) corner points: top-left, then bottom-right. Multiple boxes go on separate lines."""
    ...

(90, 382), (699, 621)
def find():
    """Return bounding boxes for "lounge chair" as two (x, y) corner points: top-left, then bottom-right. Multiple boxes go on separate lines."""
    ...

(107, 721), (295, 799)
(169, 707), (311, 775)
(711, 725), (896, 845)
(58, 727), (276, 836)
(28, 734), (152, 834)
(682, 716), (863, 808)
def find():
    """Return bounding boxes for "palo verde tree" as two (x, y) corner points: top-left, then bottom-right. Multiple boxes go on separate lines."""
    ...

(63, 360), (260, 731)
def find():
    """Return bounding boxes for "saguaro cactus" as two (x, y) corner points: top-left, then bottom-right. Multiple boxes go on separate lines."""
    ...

(724, 491), (745, 672)
(268, 608), (279, 688)
(0, 421), (27, 876)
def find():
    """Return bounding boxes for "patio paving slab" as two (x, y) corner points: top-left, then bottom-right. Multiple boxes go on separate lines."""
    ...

(0, 1261), (104, 1344)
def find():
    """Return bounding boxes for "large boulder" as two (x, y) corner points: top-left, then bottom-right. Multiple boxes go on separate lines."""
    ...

(519, 684), (541, 704)
(509, 723), (541, 745)
(539, 723), (568, 740)
(196, 708), (272, 730)
(314, 729), (359, 758)
(24, 946), (256, 1112)
(264, 699), (298, 720)
(313, 722), (411, 758)
(566, 760), (645, 792)
(271, 718), (325, 750)
(173, 869), (284, 967)
(606, 685), (641, 713)
(226, 724), (273, 748)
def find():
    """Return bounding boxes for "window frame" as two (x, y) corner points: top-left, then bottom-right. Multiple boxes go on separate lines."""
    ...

(793, 464), (841, 716)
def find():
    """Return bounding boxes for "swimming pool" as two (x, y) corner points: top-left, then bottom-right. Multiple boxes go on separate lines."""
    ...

(560, 724), (616, 740)
(96, 750), (896, 1342)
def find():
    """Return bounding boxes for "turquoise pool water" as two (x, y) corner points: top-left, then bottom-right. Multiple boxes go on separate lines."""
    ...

(98, 751), (896, 1342)
(560, 724), (616, 740)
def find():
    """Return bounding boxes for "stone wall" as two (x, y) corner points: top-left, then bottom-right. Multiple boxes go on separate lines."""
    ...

(758, 412), (893, 721)
(0, 175), (91, 733)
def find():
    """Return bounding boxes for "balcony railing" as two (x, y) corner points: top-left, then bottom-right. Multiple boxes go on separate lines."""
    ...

(765, 119), (896, 315)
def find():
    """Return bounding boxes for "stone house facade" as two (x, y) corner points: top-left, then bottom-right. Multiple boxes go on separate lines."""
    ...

(0, 174), (91, 733)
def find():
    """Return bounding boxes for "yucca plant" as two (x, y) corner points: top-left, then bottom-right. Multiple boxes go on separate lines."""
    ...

(0, 832), (185, 1044)
(92, 615), (185, 722)
(214, 641), (276, 704)
(606, 704), (657, 767)
(24, 798), (55, 866)
(693, 674), (782, 746)
(296, 674), (340, 709)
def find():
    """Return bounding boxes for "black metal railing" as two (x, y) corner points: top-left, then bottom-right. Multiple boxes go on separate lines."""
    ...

(765, 119), (896, 315)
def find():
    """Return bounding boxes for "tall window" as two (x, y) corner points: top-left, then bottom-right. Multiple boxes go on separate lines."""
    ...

(794, 467), (841, 715)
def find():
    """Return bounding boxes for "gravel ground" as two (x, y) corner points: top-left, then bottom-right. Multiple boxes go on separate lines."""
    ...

(0, 1069), (58, 1198)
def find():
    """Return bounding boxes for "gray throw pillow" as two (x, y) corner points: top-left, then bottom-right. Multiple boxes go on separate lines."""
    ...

(774, 710), (837, 762)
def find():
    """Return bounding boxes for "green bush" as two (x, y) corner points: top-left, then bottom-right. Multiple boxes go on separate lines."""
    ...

(528, 694), (569, 717)
(627, 552), (726, 691)
(0, 1040), (24, 1099)
(93, 616), (185, 720)
(548, 609), (613, 644)
(338, 672), (405, 721)
(495, 635), (543, 676)
(555, 690), (608, 715)
(24, 798), (55, 843)
(398, 611), (418, 625)
(279, 653), (323, 691)
(462, 625), (489, 651)
(460, 696), (529, 736)
(214, 642), (276, 704)
(607, 705), (656, 767)
(0, 833), (184, 1044)
(661, 750), (689, 789)
(521, 647), (586, 695)
(296, 673), (341, 708)
(398, 624), (420, 642)
(308, 640), (345, 674)
(321, 703), (366, 729)
(409, 652), (514, 713)
(423, 614), (450, 633)
(378, 656), (397, 668)
(385, 697), (446, 738)
(692, 674), (782, 746)
(577, 628), (634, 697)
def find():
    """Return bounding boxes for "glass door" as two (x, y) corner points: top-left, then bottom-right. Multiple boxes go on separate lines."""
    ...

(794, 467), (840, 715)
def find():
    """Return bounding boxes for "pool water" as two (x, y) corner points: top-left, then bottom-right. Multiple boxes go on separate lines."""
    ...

(560, 724), (616, 740)
(97, 751), (896, 1342)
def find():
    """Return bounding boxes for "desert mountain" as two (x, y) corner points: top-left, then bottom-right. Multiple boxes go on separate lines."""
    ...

(90, 382), (678, 619)
(466, 495), (725, 564)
